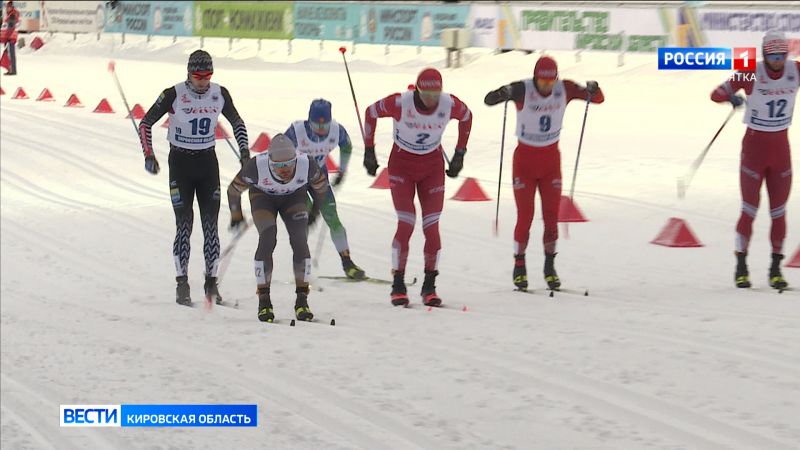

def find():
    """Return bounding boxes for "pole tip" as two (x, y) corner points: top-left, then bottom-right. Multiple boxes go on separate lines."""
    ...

(108, 60), (116, 73)
(339, 46), (346, 54)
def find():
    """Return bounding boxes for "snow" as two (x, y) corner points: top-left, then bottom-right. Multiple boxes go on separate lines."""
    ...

(1, 32), (799, 449)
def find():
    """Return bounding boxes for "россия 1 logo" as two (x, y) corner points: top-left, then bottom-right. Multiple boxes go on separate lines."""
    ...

(659, 47), (756, 71)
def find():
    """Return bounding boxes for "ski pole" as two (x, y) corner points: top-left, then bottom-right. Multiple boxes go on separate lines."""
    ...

(338, 47), (366, 143)
(108, 60), (139, 136)
(677, 106), (736, 199)
(493, 100), (509, 236)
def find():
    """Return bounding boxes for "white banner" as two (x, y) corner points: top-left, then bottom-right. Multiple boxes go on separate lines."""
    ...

(40, 1), (105, 33)
(682, 7), (800, 56)
(467, 4), (673, 53)
(11, 1), (40, 32)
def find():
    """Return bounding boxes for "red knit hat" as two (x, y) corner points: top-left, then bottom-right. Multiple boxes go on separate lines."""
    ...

(533, 56), (558, 81)
(416, 68), (443, 91)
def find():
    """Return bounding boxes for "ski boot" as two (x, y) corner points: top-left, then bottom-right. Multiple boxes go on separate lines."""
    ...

(421, 270), (442, 307)
(390, 270), (409, 307)
(544, 252), (561, 290)
(340, 250), (366, 280)
(294, 286), (314, 321)
(513, 254), (528, 290)
(204, 275), (223, 305)
(769, 253), (788, 290)
(735, 251), (751, 288)
(176, 276), (191, 306)
(257, 287), (274, 323)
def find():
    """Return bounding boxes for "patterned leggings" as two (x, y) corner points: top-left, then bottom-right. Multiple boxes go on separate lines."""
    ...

(168, 149), (221, 278)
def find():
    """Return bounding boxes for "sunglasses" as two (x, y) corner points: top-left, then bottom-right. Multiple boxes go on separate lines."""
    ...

(537, 78), (557, 86)
(766, 53), (787, 62)
(309, 121), (330, 132)
(270, 157), (297, 169)
(418, 89), (441, 100)
(191, 71), (213, 80)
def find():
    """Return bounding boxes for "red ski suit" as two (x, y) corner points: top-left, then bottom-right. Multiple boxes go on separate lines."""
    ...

(711, 60), (799, 254)
(510, 80), (604, 255)
(364, 91), (472, 272)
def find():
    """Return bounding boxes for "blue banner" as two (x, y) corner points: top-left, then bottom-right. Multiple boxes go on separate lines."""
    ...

(294, 2), (359, 40)
(349, 3), (469, 46)
(658, 47), (731, 70)
(121, 404), (257, 427)
(105, 1), (193, 36)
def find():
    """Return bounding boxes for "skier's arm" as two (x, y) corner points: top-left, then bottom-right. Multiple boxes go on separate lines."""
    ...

(284, 124), (299, 147)
(220, 86), (250, 162)
(564, 79), (605, 104)
(711, 75), (752, 105)
(337, 125), (353, 173)
(227, 160), (257, 223)
(138, 87), (175, 158)
(448, 94), (473, 150)
(363, 93), (402, 148)
(484, 81), (525, 107)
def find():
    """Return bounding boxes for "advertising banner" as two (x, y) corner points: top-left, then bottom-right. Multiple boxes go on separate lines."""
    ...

(40, 1), (105, 33)
(293, 2), (358, 40)
(105, 1), (193, 36)
(468, 4), (671, 53)
(353, 3), (469, 46)
(194, 1), (293, 39)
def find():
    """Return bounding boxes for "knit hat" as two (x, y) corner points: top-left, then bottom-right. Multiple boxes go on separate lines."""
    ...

(308, 99), (332, 125)
(763, 30), (788, 55)
(534, 56), (558, 81)
(187, 50), (213, 73)
(416, 68), (443, 91)
(268, 134), (297, 162)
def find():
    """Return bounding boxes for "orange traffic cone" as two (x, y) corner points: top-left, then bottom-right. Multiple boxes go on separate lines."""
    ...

(93, 98), (115, 113)
(64, 94), (84, 107)
(126, 103), (145, 119)
(12, 87), (29, 99)
(250, 132), (271, 153)
(558, 196), (588, 222)
(651, 217), (703, 247)
(451, 177), (491, 201)
(325, 155), (339, 173)
(786, 246), (800, 268)
(369, 168), (390, 189)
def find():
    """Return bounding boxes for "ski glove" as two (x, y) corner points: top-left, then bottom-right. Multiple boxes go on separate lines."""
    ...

(446, 148), (466, 178)
(729, 94), (745, 108)
(239, 149), (251, 167)
(230, 210), (246, 233)
(333, 172), (345, 187)
(364, 146), (379, 176)
(586, 81), (599, 95)
(144, 155), (160, 175)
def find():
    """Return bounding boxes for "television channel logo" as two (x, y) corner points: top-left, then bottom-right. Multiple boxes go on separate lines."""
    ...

(659, 47), (756, 71)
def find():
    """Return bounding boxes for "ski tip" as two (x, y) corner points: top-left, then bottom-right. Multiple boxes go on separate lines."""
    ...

(290, 319), (296, 327)
(330, 318), (336, 326)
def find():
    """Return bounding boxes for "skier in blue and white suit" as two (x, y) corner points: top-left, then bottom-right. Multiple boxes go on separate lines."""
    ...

(285, 99), (366, 280)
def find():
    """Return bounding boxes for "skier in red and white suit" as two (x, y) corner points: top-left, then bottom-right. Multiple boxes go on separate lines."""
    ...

(363, 68), (473, 307)
(484, 56), (604, 291)
(711, 30), (797, 290)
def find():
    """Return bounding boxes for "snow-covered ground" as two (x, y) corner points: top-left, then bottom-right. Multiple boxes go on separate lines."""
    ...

(1, 32), (799, 449)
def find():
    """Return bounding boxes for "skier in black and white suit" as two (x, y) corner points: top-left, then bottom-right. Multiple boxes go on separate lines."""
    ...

(227, 134), (329, 323)
(137, 50), (251, 307)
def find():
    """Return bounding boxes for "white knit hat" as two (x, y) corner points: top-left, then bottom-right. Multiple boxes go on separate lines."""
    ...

(763, 30), (788, 55)
(268, 134), (297, 162)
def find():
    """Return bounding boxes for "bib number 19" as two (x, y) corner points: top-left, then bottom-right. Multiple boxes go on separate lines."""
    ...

(189, 118), (211, 135)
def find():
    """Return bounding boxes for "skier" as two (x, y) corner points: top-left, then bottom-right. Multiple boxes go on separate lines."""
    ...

(138, 50), (251, 306)
(285, 98), (366, 280)
(710, 30), (797, 289)
(227, 134), (329, 322)
(363, 68), (473, 307)
(484, 55), (604, 291)
(1, 1), (19, 75)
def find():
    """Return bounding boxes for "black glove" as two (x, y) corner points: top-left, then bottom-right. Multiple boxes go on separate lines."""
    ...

(307, 203), (320, 226)
(484, 85), (513, 106)
(144, 155), (160, 175)
(239, 149), (251, 167)
(586, 81), (599, 95)
(332, 172), (345, 186)
(729, 94), (745, 108)
(363, 146), (379, 176)
(446, 148), (466, 178)
(229, 211), (246, 233)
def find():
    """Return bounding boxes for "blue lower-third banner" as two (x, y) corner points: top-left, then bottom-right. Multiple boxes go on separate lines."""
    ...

(60, 404), (258, 427)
